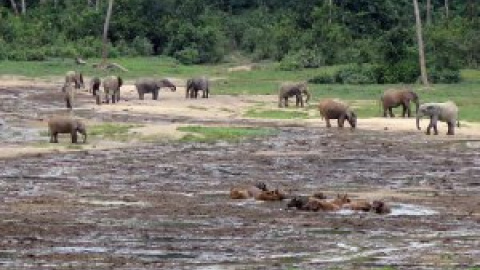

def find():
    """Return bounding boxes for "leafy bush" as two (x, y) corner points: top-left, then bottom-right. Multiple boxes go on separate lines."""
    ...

(131, 36), (154, 56)
(278, 49), (324, 71)
(308, 73), (335, 84)
(334, 65), (379, 84)
(429, 69), (462, 84)
(175, 47), (201, 65)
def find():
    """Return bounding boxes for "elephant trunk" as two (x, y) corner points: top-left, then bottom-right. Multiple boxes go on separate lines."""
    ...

(304, 90), (311, 104)
(416, 114), (422, 130)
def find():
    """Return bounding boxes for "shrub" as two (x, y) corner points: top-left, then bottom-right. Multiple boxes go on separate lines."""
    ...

(278, 49), (324, 71)
(308, 73), (335, 84)
(429, 68), (461, 84)
(131, 36), (154, 56)
(175, 47), (200, 65)
(334, 64), (379, 84)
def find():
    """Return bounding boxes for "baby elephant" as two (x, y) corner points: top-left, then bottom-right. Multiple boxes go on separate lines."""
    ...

(416, 101), (459, 135)
(48, 117), (87, 144)
(65, 71), (84, 89)
(278, 82), (310, 108)
(61, 84), (75, 109)
(318, 99), (357, 129)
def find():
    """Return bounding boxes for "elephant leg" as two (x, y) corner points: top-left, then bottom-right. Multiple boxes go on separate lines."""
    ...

(432, 115), (439, 135)
(111, 94), (116, 104)
(389, 107), (395, 117)
(426, 117), (433, 135)
(139, 92), (144, 100)
(202, 89), (206, 98)
(406, 103), (412, 118)
(116, 90), (120, 102)
(278, 97), (284, 108)
(194, 90), (199, 98)
(401, 104), (407, 117)
(284, 97), (289, 107)
(71, 131), (78, 143)
(205, 89), (209, 98)
(96, 95), (101, 105)
(338, 116), (345, 128)
(153, 90), (158, 100)
(447, 122), (455, 135)
(53, 132), (59, 143)
(326, 118), (332, 128)
(383, 107), (388, 118)
(50, 133), (55, 143)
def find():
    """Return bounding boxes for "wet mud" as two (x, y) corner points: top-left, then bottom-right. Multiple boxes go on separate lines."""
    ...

(1, 84), (480, 269)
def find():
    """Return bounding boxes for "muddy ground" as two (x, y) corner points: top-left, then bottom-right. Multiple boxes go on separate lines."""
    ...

(1, 78), (480, 269)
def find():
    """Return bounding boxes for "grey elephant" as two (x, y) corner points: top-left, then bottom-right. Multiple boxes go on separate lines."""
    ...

(186, 77), (209, 98)
(89, 77), (101, 96)
(65, 70), (84, 89)
(278, 82), (310, 108)
(381, 88), (419, 117)
(318, 99), (357, 129)
(134, 78), (176, 100)
(48, 117), (87, 143)
(61, 84), (75, 109)
(102, 75), (123, 104)
(416, 101), (459, 135)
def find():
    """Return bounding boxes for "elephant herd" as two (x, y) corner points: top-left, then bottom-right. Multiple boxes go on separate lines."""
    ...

(278, 84), (460, 136)
(62, 70), (210, 108)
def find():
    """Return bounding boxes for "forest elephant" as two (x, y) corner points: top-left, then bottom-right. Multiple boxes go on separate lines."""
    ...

(48, 117), (87, 143)
(278, 82), (310, 108)
(89, 77), (101, 96)
(65, 70), (84, 89)
(61, 84), (75, 109)
(381, 88), (419, 118)
(186, 77), (209, 99)
(102, 75), (123, 104)
(318, 99), (357, 129)
(134, 78), (176, 100)
(416, 101), (459, 135)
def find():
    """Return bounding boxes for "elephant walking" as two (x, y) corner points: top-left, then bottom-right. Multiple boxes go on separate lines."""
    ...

(416, 101), (459, 135)
(102, 75), (123, 104)
(186, 77), (209, 99)
(65, 71), (84, 89)
(381, 88), (419, 118)
(278, 82), (310, 108)
(61, 84), (75, 109)
(134, 78), (176, 100)
(89, 77), (101, 96)
(48, 117), (87, 143)
(318, 99), (357, 129)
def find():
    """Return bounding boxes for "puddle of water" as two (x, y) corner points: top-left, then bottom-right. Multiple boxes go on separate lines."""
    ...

(51, 246), (109, 254)
(77, 199), (150, 207)
(389, 203), (437, 216)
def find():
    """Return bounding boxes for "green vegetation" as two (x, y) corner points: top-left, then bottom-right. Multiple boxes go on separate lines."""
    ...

(1, 1), (478, 83)
(177, 126), (277, 142)
(88, 123), (139, 137)
(245, 109), (310, 120)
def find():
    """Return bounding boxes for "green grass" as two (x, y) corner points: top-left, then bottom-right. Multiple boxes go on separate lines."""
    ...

(177, 125), (277, 142)
(244, 109), (311, 119)
(2, 57), (480, 121)
(88, 123), (139, 137)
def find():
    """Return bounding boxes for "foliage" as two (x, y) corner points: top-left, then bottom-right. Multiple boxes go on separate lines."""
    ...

(0, 0), (478, 75)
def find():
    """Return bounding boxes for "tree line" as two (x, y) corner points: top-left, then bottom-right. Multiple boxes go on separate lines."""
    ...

(0, 0), (479, 83)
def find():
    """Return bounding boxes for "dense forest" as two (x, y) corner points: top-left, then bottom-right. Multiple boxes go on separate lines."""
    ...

(1, 0), (479, 83)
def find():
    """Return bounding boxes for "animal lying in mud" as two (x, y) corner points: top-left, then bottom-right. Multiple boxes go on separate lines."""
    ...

(287, 193), (391, 215)
(230, 182), (286, 201)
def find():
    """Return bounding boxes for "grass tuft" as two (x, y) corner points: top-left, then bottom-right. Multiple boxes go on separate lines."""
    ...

(177, 125), (277, 142)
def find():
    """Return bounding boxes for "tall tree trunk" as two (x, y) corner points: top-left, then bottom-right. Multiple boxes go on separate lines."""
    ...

(21, 0), (25, 15)
(426, 0), (432, 25)
(444, 0), (449, 19)
(413, 0), (429, 86)
(9, 0), (19, 15)
(328, 0), (332, 24)
(101, 0), (114, 66)
(96, 0), (100, 11)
